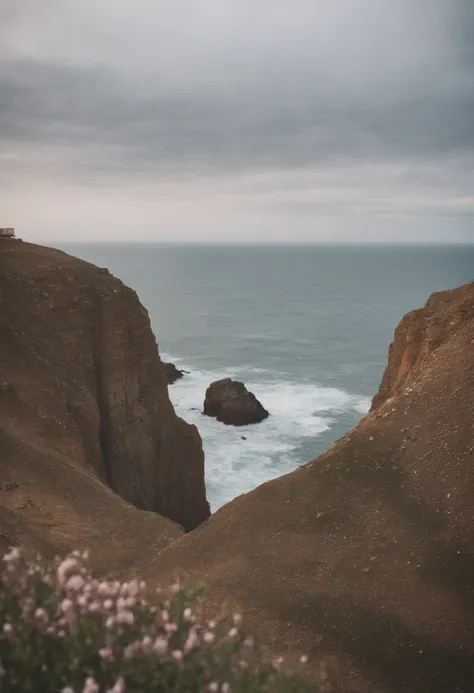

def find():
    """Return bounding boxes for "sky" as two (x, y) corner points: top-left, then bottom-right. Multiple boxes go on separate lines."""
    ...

(0, 0), (473, 243)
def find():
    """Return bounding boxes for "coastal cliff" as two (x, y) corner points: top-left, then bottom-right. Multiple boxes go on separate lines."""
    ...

(0, 241), (210, 542)
(149, 280), (474, 693)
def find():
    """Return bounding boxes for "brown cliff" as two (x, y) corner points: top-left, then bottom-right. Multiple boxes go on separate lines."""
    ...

(0, 241), (210, 537)
(147, 280), (474, 693)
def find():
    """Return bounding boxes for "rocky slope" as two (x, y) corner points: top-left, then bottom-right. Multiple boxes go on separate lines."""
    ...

(147, 281), (474, 693)
(0, 240), (210, 551)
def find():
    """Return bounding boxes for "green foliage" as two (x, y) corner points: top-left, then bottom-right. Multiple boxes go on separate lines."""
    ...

(0, 548), (317, 693)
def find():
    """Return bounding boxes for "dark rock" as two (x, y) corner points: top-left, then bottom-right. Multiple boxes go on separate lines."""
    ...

(241, 436), (247, 440)
(163, 362), (185, 385)
(203, 378), (269, 426)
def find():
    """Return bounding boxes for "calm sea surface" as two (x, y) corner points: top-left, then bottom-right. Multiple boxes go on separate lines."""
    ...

(59, 243), (474, 510)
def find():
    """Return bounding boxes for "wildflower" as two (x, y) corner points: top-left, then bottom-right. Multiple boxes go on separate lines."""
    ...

(105, 617), (116, 630)
(57, 558), (79, 586)
(228, 627), (238, 638)
(272, 656), (284, 670)
(153, 636), (168, 655)
(183, 607), (193, 621)
(62, 687), (75, 693)
(142, 636), (153, 653)
(164, 622), (177, 633)
(208, 620), (217, 629)
(34, 608), (48, 623)
(221, 684), (231, 693)
(99, 647), (114, 661)
(3, 547), (21, 564)
(66, 575), (85, 592)
(116, 610), (134, 625)
(88, 601), (100, 613)
(98, 582), (111, 597)
(161, 610), (169, 622)
(103, 599), (114, 611)
(300, 654), (308, 664)
(107, 678), (125, 693)
(172, 650), (183, 661)
(203, 631), (215, 644)
(243, 637), (254, 647)
(184, 629), (199, 652)
(208, 683), (219, 693)
(3, 623), (13, 634)
(82, 677), (99, 693)
(61, 599), (75, 615)
(233, 613), (242, 624)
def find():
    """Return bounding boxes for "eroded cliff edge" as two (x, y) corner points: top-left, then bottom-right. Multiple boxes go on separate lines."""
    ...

(0, 241), (210, 535)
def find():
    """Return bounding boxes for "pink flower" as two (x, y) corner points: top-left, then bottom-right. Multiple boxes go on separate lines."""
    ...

(82, 677), (99, 693)
(107, 678), (125, 693)
(3, 547), (21, 564)
(243, 637), (254, 647)
(34, 608), (48, 623)
(3, 623), (13, 634)
(203, 631), (215, 644)
(233, 613), (242, 624)
(61, 599), (75, 615)
(103, 599), (114, 611)
(61, 687), (75, 693)
(153, 636), (168, 655)
(172, 650), (183, 661)
(99, 647), (114, 661)
(300, 654), (308, 664)
(208, 683), (219, 693)
(66, 575), (85, 592)
(184, 630), (199, 652)
(228, 627), (238, 638)
(221, 684), (231, 693)
(142, 636), (153, 653)
(183, 607), (193, 621)
(57, 558), (79, 586)
(116, 610), (134, 625)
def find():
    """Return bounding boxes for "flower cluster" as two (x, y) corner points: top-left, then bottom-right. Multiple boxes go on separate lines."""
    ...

(0, 548), (315, 693)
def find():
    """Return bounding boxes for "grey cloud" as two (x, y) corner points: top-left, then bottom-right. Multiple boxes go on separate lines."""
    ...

(0, 0), (473, 189)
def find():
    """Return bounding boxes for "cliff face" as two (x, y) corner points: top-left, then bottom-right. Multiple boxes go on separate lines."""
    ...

(0, 241), (210, 533)
(371, 281), (474, 411)
(148, 281), (474, 693)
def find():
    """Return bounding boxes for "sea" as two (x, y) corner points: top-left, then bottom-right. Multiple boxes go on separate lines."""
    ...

(59, 243), (474, 511)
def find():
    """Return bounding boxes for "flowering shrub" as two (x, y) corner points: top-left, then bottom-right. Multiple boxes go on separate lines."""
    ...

(0, 548), (316, 693)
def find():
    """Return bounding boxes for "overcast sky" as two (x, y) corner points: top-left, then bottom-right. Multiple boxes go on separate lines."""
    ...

(1, 0), (473, 243)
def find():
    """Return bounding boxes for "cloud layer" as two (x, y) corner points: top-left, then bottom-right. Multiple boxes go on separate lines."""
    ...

(1, 0), (473, 241)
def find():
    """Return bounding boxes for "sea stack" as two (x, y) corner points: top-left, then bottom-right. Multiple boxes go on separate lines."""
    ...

(203, 378), (269, 425)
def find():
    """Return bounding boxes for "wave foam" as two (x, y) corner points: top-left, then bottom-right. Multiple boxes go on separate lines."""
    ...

(162, 354), (370, 510)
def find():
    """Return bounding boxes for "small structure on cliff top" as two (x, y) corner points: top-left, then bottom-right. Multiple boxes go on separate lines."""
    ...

(0, 228), (15, 238)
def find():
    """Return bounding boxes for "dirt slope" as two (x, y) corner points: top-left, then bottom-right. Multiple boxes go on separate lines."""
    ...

(148, 281), (474, 692)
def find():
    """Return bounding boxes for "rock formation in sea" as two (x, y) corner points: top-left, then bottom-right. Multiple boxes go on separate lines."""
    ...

(203, 378), (269, 426)
(0, 241), (210, 547)
(150, 281), (474, 693)
(163, 362), (185, 385)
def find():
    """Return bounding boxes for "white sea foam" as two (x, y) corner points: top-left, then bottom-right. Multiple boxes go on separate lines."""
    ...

(162, 354), (371, 511)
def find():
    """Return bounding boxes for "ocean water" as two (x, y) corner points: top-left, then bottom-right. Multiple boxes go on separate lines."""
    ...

(60, 243), (474, 510)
